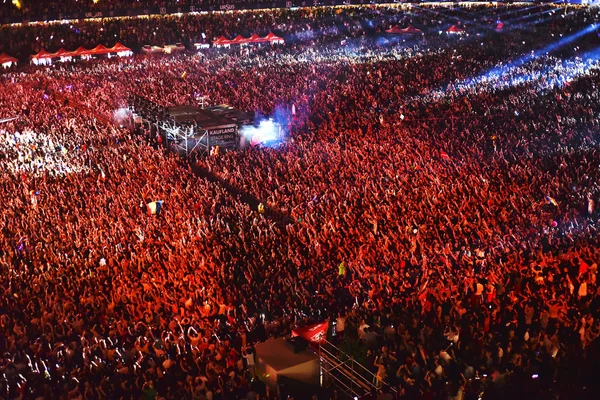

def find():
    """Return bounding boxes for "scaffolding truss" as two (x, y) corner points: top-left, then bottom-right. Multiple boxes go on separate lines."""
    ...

(318, 340), (397, 399)
(129, 94), (214, 156)
(159, 119), (210, 155)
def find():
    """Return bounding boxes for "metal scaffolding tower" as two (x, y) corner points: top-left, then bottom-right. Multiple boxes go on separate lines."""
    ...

(159, 118), (210, 155)
(317, 340), (396, 399)
(129, 94), (213, 156)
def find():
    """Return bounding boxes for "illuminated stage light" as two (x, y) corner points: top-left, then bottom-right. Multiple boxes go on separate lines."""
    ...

(241, 119), (284, 148)
(465, 24), (598, 89)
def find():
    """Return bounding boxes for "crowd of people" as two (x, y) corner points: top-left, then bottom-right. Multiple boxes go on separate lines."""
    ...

(0, 0), (290, 21)
(1, 3), (600, 400)
(0, 3), (590, 60)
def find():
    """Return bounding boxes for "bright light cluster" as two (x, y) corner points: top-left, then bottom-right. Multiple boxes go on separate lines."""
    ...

(0, 129), (90, 177)
(241, 119), (282, 147)
(414, 54), (600, 105)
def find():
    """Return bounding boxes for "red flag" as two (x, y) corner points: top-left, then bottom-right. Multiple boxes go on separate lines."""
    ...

(292, 321), (329, 343)
(440, 151), (450, 160)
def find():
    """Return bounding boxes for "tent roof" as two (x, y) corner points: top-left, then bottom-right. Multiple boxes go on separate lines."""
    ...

(111, 42), (132, 52)
(212, 36), (233, 45)
(90, 44), (112, 55)
(247, 33), (270, 44)
(31, 43), (131, 60)
(232, 35), (248, 43)
(386, 25), (422, 34)
(54, 48), (72, 57)
(385, 25), (403, 34)
(31, 49), (57, 59)
(264, 32), (284, 42)
(74, 46), (92, 56)
(0, 53), (18, 63)
(402, 25), (422, 33)
(446, 25), (465, 32)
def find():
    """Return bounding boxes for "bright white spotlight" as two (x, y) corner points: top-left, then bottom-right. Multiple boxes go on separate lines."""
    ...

(113, 107), (132, 127)
(241, 119), (282, 147)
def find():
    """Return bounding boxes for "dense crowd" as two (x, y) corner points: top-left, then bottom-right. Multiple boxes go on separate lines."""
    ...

(1, 3), (600, 400)
(0, 1), (553, 21)
(0, 0), (285, 20)
(0, 3), (593, 60)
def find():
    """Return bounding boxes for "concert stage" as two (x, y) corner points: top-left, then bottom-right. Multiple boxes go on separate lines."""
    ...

(129, 95), (256, 154)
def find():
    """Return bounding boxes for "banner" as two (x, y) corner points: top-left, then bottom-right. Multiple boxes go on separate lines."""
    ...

(205, 126), (238, 148)
(291, 321), (329, 343)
